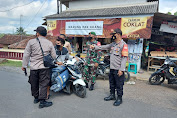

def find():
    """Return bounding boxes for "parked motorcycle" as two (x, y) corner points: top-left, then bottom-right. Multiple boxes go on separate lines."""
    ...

(76, 54), (130, 82)
(50, 56), (86, 98)
(149, 56), (177, 85)
(96, 55), (130, 82)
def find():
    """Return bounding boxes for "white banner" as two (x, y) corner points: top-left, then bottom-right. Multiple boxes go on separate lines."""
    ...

(160, 22), (177, 34)
(65, 21), (103, 35)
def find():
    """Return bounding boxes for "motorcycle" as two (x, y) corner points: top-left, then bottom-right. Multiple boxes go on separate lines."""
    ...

(76, 54), (130, 82)
(149, 56), (177, 85)
(50, 56), (86, 98)
(96, 55), (130, 82)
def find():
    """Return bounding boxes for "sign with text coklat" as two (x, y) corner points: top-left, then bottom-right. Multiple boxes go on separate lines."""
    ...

(47, 16), (153, 39)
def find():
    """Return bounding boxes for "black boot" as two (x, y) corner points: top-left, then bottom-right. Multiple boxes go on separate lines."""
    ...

(113, 96), (122, 106)
(86, 83), (89, 88)
(34, 97), (39, 104)
(39, 100), (53, 108)
(104, 94), (116, 101)
(89, 84), (94, 91)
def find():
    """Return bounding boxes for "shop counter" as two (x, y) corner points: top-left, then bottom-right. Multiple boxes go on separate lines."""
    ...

(147, 56), (177, 71)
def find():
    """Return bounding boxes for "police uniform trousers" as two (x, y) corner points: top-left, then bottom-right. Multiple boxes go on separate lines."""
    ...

(109, 69), (124, 96)
(28, 68), (51, 100)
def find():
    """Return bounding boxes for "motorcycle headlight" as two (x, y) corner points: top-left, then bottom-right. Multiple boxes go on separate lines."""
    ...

(164, 59), (170, 64)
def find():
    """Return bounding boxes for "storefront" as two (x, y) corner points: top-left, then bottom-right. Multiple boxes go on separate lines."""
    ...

(147, 13), (177, 71)
(44, 2), (158, 72)
(46, 16), (154, 71)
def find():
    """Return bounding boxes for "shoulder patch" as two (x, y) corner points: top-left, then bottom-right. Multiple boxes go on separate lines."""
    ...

(122, 44), (128, 57)
(97, 42), (101, 46)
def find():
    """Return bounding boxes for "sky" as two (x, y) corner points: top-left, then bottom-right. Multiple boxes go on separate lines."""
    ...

(0, 0), (177, 34)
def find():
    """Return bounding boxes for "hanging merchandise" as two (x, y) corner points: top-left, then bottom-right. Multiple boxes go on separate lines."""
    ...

(129, 53), (134, 63)
(145, 45), (149, 57)
(127, 39), (143, 64)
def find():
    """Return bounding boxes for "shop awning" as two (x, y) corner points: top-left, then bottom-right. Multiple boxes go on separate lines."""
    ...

(153, 12), (177, 27)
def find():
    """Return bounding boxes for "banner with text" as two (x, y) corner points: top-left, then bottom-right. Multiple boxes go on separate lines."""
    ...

(121, 17), (148, 39)
(47, 16), (153, 39)
(160, 22), (177, 34)
(65, 21), (103, 35)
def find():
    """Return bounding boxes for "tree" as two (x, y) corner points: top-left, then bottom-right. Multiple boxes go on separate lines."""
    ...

(16, 27), (26, 35)
(174, 12), (177, 16)
(167, 12), (172, 15)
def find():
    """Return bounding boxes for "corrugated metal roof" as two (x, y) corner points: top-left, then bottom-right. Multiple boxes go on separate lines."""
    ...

(45, 2), (158, 19)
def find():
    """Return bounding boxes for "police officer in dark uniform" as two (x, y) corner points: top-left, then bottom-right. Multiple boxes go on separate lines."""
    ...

(91, 28), (128, 106)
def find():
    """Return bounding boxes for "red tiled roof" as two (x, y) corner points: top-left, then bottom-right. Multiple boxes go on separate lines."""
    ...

(0, 44), (3, 48)
(0, 34), (34, 45)
(8, 35), (58, 49)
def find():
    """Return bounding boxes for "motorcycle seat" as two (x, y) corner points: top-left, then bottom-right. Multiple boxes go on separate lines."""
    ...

(52, 65), (67, 73)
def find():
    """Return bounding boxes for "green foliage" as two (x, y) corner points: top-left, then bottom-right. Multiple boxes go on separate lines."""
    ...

(167, 12), (172, 15)
(16, 27), (26, 35)
(0, 60), (22, 67)
(174, 12), (177, 16)
(0, 33), (4, 38)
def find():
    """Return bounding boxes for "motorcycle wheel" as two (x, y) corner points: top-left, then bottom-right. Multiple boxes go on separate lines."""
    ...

(73, 84), (86, 98)
(149, 74), (165, 85)
(124, 71), (130, 82)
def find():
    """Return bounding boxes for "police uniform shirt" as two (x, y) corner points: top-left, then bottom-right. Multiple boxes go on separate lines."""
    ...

(94, 39), (127, 71)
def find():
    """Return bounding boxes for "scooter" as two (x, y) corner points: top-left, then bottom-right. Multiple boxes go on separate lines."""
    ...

(50, 56), (86, 98)
(149, 56), (177, 85)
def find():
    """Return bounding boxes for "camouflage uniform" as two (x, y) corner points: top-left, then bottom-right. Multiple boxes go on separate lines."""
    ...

(83, 40), (102, 84)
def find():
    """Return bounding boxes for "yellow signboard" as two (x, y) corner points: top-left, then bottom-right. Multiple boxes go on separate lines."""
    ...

(121, 17), (147, 38)
(47, 20), (57, 31)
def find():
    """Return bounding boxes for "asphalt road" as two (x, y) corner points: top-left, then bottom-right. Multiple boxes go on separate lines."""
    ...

(0, 70), (177, 118)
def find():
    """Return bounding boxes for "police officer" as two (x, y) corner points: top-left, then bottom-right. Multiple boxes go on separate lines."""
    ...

(22, 26), (56, 108)
(83, 32), (102, 91)
(91, 28), (128, 106)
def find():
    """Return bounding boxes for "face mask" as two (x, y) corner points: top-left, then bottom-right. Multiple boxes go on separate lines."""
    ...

(56, 45), (61, 49)
(111, 35), (116, 42)
(88, 37), (92, 41)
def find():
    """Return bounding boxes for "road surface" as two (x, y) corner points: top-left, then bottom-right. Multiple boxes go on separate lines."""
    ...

(0, 69), (177, 118)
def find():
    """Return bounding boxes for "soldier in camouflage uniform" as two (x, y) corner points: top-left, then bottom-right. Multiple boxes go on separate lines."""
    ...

(83, 32), (102, 91)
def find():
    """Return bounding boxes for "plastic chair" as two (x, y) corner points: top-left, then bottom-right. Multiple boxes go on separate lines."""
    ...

(128, 63), (137, 74)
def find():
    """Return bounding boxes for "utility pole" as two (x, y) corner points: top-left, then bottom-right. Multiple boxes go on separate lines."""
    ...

(60, 1), (62, 13)
(157, 0), (159, 12)
(20, 15), (23, 41)
(57, 0), (59, 14)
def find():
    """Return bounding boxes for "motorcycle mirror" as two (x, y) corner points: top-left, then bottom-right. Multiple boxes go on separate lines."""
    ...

(76, 53), (81, 58)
